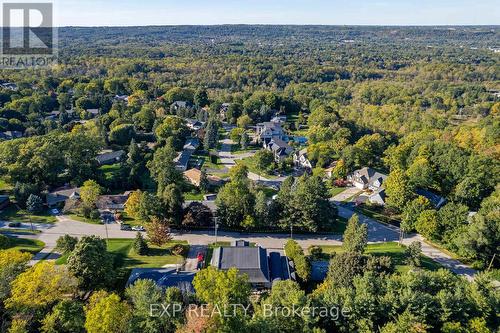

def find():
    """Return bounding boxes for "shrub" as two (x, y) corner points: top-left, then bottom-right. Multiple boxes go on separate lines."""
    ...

(0, 234), (12, 249)
(89, 210), (101, 220)
(171, 244), (188, 256)
(56, 235), (78, 254)
(308, 245), (323, 258)
(133, 232), (148, 255)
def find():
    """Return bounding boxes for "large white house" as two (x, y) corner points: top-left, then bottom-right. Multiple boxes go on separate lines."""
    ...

(256, 122), (285, 143)
(348, 167), (388, 190)
(293, 148), (313, 170)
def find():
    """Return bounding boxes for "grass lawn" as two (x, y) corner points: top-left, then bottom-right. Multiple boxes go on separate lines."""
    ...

(184, 192), (205, 200)
(57, 239), (189, 269)
(6, 237), (45, 254)
(100, 163), (122, 178)
(231, 144), (258, 154)
(328, 186), (346, 197)
(67, 214), (102, 224)
(354, 204), (400, 226)
(316, 242), (442, 273)
(323, 217), (348, 234)
(193, 153), (224, 170)
(235, 157), (279, 179)
(0, 205), (57, 224)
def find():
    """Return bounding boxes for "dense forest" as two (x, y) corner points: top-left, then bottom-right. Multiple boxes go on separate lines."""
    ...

(0, 26), (498, 332)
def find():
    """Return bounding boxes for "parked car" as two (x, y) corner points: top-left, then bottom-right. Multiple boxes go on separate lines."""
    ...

(120, 224), (132, 231)
(132, 226), (145, 232)
(8, 222), (21, 228)
(50, 208), (60, 215)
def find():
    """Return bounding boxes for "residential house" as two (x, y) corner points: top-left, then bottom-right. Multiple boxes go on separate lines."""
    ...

(264, 138), (293, 162)
(170, 101), (193, 113)
(175, 138), (200, 171)
(210, 242), (296, 289)
(186, 118), (204, 131)
(127, 268), (195, 293)
(86, 109), (99, 117)
(270, 115), (287, 124)
(416, 188), (447, 209)
(219, 103), (230, 120)
(0, 131), (23, 140)
(96, 150), (125, 166)
(96, 192), (131, 212)
(0, 195), (11, 210)
(348, 167), (388, 191)
(114, 95), (129, 104)
(46, 187), (81, 207)
(0, 82), (18, 91)
(293, 148), (313, 170)
(256, 122), (285, 143)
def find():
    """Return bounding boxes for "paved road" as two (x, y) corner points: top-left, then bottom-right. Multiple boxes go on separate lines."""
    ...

(21, 206), (479, 281)
(332, 201), (478, 281)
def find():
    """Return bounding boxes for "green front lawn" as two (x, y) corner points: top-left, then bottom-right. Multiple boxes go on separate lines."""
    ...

(354, 204), (400, 226)
(192, 153), (224, 170)
(0, 206), (57, 224)
(56, 239), (188, 268)
(316, 242), (442, 273)
(235, 157), (279, 179)
(328, 186), (346, 197)
(6, 237), (45, 254)
(184, 192), (205, 200)
(67, 214), (102, 224)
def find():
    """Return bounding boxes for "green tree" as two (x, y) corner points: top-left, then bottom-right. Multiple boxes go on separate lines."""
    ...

(342, 214), (368, 254)
(41, 300), (86, 333)
(401, 196), (432, 232)
(416, 209), (440, 240)
(67, 236), (113, 291)
(147, 143), (184, 193)
(203, 118), (219, 150)
(405, 241), (422, 267)
(193, 267), (251, 305)
(146, 217), (172, 247)
(0, 249), (31, 302)
(109, 124), (136, 145)
(80, 180), (102, 209)
(133, 232), (148, 255)
(84, 291), (132, 333)
(126, 280), (183, 333)
(194, 88), (209, 108)
(284, 240), (310, 282)
(254, 149), (274, 173)
(160, 184), (184, 225)
(6, 262), (77, 313)
(252, 280), (313, 332)
(154, 116), (189, 149)
(55, 235), (78, 254)
(26, 194), (43, 214)
(385, 168), (414, 211)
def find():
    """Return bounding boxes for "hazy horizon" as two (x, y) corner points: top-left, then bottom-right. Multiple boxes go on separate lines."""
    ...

(33, 0), (500, 27)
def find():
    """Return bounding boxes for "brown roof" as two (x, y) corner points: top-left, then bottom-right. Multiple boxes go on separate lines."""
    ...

(183, 168), (202, 186)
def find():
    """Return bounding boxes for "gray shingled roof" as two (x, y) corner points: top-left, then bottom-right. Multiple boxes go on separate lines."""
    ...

(211, 246), (270, 284)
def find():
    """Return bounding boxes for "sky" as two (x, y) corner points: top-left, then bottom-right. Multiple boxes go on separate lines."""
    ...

(45, 0), (500, 26)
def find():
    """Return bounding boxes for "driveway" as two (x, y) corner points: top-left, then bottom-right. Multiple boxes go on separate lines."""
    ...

(331, 186), (361, 202)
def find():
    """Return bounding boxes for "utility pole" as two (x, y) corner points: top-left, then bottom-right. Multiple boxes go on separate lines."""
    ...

(214, 217), (219, 245)
(104, 216), (109, 246)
